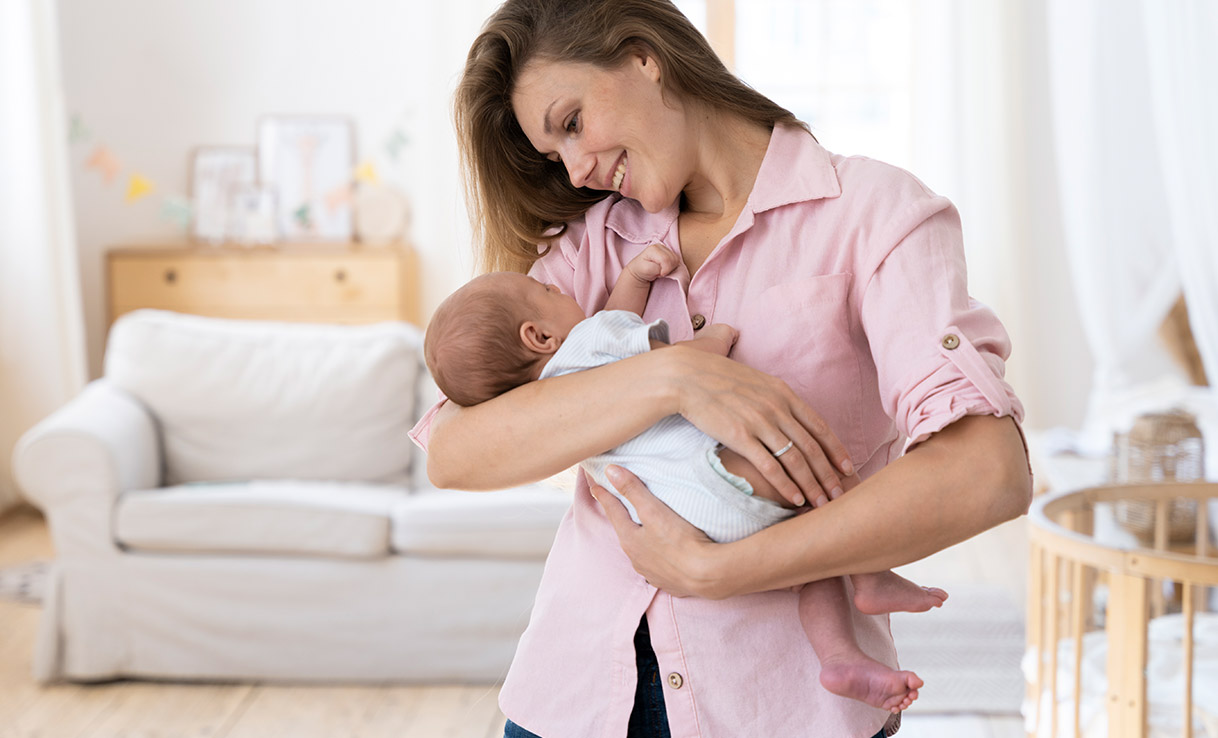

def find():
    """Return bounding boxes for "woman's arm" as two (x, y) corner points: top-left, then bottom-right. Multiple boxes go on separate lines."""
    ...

(594, 413), (1031, 599)
(427, 343), (854, 504)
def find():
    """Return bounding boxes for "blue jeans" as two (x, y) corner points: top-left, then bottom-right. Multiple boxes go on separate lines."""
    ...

(505, 616), (670, 738)
(504, 617), (889, 738)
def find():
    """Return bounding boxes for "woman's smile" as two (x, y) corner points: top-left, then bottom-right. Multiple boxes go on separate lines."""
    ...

(511, 54), (689, 213)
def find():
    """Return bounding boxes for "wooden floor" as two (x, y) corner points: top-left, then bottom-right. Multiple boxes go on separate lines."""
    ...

(0, 505), (1026, 737)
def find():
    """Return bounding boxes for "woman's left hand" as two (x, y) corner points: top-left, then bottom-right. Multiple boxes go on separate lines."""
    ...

(592, 465), (727, 598)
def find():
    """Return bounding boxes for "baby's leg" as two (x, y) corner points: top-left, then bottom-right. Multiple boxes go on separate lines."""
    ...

(799, 577), (922, 713)
(716, 447), (806, 508)
(852, 571), (948, 615)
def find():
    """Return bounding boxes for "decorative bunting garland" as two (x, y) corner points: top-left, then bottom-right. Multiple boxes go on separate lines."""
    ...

(67, 113), (414, 237)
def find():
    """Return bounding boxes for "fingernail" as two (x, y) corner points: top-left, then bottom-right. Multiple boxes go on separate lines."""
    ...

(841, 458), (854, 475)
(793, 493), (805, 506)
(606, 466), (623, 484)
(829, 486), (843, 500)
(814, 494), (829, 507)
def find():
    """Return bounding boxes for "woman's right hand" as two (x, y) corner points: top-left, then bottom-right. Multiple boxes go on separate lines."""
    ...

(663, 344), (854, 508)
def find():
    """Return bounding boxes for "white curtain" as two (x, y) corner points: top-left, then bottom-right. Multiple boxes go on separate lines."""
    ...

(1141, 2), (1218, 386)
(0, 0), (88, 511)
(1045, 0), (1216, 450)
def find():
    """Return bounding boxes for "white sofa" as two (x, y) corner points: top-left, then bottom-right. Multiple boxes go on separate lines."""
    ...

(12, 309), (570, 684)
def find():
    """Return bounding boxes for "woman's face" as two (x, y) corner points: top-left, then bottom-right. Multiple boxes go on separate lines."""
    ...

(511, 54), (693, 213)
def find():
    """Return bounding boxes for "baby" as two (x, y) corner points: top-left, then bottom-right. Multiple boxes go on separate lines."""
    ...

(424, 244), (947, 714)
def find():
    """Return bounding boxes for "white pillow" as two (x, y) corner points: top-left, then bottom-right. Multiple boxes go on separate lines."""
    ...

(105, 310), (420, 485)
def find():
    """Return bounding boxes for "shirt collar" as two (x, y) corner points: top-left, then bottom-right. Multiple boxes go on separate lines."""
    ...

(748, 124), (842, 213)
(602, 124), (840, 243)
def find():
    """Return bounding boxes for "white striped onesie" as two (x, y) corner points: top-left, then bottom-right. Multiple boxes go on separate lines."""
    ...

(539, 310), (794, 543)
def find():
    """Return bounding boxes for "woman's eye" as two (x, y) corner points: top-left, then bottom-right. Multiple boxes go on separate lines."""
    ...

(565, 112), (580, 133)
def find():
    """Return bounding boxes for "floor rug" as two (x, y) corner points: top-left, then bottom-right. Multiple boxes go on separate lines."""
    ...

(0, 560), (49, 605)
(889, 584), (1026, 715)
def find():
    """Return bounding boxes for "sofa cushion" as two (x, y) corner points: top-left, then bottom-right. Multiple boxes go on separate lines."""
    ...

(115, 481), (409, 558)
(104, 310), (420, 485)
(391, 485), (572, 558)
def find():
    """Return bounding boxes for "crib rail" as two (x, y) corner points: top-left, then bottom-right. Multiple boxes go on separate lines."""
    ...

(1027, 482), (1218, 738)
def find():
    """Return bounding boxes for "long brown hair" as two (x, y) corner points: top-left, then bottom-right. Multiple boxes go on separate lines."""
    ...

(455, 0), (807, 274)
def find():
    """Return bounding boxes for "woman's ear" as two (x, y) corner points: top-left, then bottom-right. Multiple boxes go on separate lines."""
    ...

(520, 321), (561, 354)
(634, 47), (662, 84)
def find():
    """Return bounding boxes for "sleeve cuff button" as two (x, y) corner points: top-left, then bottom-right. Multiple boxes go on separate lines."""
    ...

(941, 334), (960, 350)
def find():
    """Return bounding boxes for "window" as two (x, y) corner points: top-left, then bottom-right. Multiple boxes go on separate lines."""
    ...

(674, 0), (914, 168)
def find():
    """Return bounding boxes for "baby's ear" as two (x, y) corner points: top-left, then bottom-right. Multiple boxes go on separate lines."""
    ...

(520, 321), (561, 354)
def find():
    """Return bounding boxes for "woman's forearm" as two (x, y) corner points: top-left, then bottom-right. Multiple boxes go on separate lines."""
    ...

(699, 414), (1032, 598)
(427, 348), (679, 490)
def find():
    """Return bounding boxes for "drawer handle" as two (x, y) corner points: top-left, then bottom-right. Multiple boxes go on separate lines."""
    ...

(164, 269), (177, 284)
(334, 269), (347, 283)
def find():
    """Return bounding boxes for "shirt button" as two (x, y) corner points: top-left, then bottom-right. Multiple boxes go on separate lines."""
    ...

(941, 333), (960, 350)
(691, 314), (706, 331)
(667, 672), (684, 689)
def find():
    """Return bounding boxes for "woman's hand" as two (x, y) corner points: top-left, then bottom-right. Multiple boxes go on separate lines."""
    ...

(592, 465), (727, 598)
(663, 345), (853, 508)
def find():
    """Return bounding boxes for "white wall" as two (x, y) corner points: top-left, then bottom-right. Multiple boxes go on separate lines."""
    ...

(54, 0), (1098, 433)
(57, 0), (499, 378)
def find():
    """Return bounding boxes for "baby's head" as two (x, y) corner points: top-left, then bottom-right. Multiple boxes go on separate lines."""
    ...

(424, 272), (587, 406)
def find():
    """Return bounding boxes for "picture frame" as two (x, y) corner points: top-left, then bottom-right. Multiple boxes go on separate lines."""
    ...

(190, 147), (257, 243)
(226, 184), (279, 246)
(257, 115), (356, 241)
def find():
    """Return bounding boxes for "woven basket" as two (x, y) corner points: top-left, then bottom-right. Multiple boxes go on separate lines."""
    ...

(1112, 410), (1206, 543)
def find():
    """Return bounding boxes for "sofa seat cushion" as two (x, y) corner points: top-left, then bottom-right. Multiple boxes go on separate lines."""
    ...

(391, 485), (571, 558)
(115, 481), (410, 559)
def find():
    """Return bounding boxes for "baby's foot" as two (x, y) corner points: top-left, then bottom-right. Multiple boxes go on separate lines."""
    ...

(819, 658), (924, 713)
(852, 571), (947, 615)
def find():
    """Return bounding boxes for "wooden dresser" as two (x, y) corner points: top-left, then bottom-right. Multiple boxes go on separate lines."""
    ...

(106, 244), (421, 328)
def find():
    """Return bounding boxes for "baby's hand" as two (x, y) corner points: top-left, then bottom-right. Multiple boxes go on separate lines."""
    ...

(625, 243), (681, 284)
(700, 323), (738, 356)
(678, 323), (738, 357)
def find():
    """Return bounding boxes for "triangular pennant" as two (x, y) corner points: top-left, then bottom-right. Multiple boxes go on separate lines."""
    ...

(354, 161), (379, 184)
(384, 129), (409, 161)
(125, 174), (155, 202)
(159, 195), (194, 230)
(69, 114), (90, 145)
(85, 145), (121, 183)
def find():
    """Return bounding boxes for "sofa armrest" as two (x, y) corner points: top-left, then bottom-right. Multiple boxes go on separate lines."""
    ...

(13, 379), (161, 556)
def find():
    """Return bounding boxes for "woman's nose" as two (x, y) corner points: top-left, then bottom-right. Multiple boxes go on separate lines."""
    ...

(563, 146), (596, 189)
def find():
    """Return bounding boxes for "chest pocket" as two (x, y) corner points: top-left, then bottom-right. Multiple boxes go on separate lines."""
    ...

(733, 272), (867, 462)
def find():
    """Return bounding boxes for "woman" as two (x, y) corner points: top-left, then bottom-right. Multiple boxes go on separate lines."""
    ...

(413, 1), (1033, 736)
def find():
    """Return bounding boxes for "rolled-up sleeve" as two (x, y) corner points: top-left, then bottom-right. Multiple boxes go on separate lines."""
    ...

(859, 189), (1024, 451)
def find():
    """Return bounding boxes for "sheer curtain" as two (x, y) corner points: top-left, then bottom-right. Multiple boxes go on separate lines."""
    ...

(1046, 0), (1217, 451)
(1141, 2), (1218, 385)
(0, 0), (88, 511)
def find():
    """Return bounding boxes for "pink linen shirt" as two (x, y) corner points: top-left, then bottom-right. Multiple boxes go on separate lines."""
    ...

(410, 125), (1024, 738)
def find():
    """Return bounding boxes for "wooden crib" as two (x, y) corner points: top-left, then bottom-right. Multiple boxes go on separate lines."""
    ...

(1027, 482), (1218, 738)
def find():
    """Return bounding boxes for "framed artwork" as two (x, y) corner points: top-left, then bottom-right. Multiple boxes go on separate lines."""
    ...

(257, 115), (355, 241)
(190, 147), (257, 243)
(226, 184), (279, 246)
